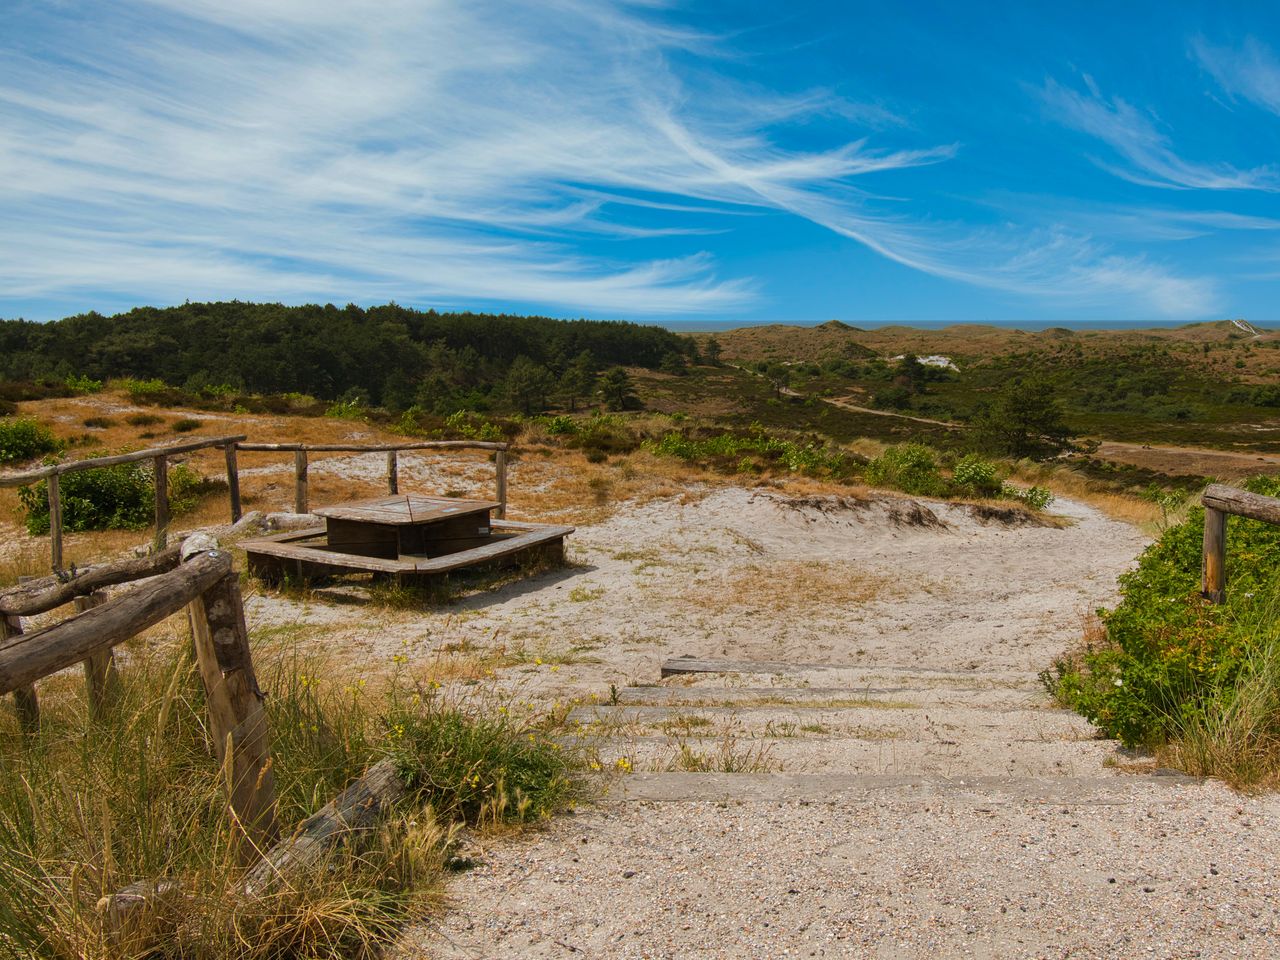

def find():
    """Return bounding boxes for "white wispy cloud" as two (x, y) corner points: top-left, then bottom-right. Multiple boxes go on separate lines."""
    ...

(1041, 75), (1278, 191)
(0, 0), (1219, 320)
(1192, 35), (1280, 115)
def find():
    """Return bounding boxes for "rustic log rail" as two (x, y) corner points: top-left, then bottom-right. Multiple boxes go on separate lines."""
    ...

(0, 543), (277, 851)
(1201, 483), (1280, 603)
(233, 440), (510, 518)
(0, 436), (246, 571)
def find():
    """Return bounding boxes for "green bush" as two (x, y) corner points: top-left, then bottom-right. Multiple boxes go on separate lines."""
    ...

(952, 454), (1002, 496)
(172, 417), (202, 433)
(1009, 485), (1054, 510)
(542, 414), (578, 436)
(1046, 475), (1280, 747)
(64, 373), (103, 394)
(443, 410), (504, 442)
(125, 412), (163, 427)
(0, 419), (62, 464)
(864, 444), (946, 496)
(18, 460), (206, 534)
(642, 426), (855, 480)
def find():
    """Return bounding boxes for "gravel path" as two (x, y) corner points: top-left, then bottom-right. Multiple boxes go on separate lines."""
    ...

(394, 490), (1280, 959)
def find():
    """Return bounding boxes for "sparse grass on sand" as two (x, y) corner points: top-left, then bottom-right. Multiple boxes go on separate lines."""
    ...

(0, 611), (586, 958)
(679, 559), (913, 613)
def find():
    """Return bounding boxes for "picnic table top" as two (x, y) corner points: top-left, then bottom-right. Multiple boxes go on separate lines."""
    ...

(312, 494), (500, 526)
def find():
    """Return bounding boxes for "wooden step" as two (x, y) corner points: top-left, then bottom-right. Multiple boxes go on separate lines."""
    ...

(613, 771), (1199, 804)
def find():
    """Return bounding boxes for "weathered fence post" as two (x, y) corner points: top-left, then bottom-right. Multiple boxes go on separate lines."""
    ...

(75, 591), (118, 718)
(47, 471), (63, 571)
(225, 443), (242, 523)
(387, 449), (399, 494)
(294, 449), (309, 514)
(1, 615), (38, 731)
(153, 456), (169, 550)
(184, 541), (277, 853)
(1202, 505), (1227, 604)
(495, 448), (507, 520)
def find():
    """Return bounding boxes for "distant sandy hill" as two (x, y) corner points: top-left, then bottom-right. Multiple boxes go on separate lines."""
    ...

(696, 318), (1274, 363)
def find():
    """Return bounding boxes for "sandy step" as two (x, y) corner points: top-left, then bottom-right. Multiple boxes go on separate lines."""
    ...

(599, 734), (1113, 778)
(616, 684), (1049, 711)
(614, 771), (1198, 804)
(657, 657), (1041, 690)
(570, 702), (1083, 730)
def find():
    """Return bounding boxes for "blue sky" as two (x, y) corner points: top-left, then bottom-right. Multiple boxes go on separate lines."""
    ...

(3, 1), (1280, 327)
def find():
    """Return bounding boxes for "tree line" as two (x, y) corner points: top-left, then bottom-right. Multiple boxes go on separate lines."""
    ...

(0, 301), (702, 413)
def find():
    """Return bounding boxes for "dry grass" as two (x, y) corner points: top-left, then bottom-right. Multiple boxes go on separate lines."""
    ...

(1006, 460), (1168, 529)
(680, 559), (906, 613)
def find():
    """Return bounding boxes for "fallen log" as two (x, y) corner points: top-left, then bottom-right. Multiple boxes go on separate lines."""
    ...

(244, 758), (408, 896)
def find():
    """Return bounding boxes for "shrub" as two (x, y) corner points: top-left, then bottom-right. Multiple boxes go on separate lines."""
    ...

(443, 410), (504, 442)
(82, 416), (115, 429)
(864, 444), (946, 497)
(118, 377), (173, 405)
(172, 417), (202, 433)
(642, 426), (855, 480)
(0, 419), (62, 464)
(1008, 485), (1054, 511)
(952, 454), (1002, 496)
(1046, 475), (1280, 748)
(542, 414), (578, 436)
(325, 397), (367, 421)
(125, 412), (163, 427)
(64, 373), (104, 394)
(18, 460), (206, 534)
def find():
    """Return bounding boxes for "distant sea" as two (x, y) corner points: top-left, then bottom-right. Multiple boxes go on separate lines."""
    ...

(653, 319), (1238, 333)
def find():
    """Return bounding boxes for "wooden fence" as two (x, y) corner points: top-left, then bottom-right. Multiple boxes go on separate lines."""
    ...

(0, 438), (510, 573)
(0, 541), (276, 852)
(1201, 483), (1280, 603)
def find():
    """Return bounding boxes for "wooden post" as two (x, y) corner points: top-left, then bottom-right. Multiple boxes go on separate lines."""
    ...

(387, 450), (399, 495)
(47, 471), (63, 572)
(187, 570), (277, 853)
(495, 448), (507, 520)
(75, 591), (118, 718)
(225, 444), (242, 523)
(294, 450), (308, 514)
(1, 615), (38, 732)
(153, 456), (169, 550)
(1202, 505), (1227, 604)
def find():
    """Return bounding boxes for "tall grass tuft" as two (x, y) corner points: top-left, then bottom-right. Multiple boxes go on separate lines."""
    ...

(1160, 586), (1280, 791)
(0, 632), (581, 958)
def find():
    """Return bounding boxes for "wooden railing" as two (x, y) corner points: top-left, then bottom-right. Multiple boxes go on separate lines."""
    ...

(233, 440), (509, 517)
(0, 437), (511, 572)
(0, 435), (246, 569)
(0, 541), (276, 855)
(1201, 483), (1280, 603)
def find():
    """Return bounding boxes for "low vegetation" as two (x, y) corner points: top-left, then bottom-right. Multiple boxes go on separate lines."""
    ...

(0, 637), (582, 958)
(0, 417), (62, 464)
(1045, 475), (1280, 788)
(17, 460), (210, 534)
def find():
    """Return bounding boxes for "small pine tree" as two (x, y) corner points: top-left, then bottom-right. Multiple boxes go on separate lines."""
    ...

(598, 367), (637, 411)
(559, 351), (597, 413)
(504, 356), (555, 415)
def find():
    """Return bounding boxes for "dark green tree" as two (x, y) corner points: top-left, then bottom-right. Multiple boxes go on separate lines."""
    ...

(659, 351), (687, 376)
(559, 350), (597, 412)
(503, 356), (554, 415)
(598, 366), (637, 411)
(761, 361), (793, 398)
(972, 378), (1074, 459)
(702, 336), (722, 365)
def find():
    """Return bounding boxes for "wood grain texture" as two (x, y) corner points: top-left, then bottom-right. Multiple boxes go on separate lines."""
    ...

(0, 543), (182, 617)
(75, 591), (118, 718)
(1203, 483), (1280, 525)
(0, 435), (247, 486)
(1202, 505), (1227, 604)
(244, 758), (406, 896)
(0, 551), (230, 695)
(188, 572), (278, 851)
(225, 443), (241, 522)
(153, 455), (169, 550)
(235, 440), (508, 452)
(1, 615), (38, 731)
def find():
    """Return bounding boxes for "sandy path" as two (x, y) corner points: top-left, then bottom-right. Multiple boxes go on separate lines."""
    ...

(358, 489), (1274, 958)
